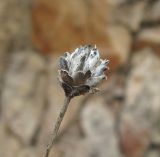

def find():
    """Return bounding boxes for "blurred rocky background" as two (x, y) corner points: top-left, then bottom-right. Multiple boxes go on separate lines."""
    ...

(0, 0), (160, 157)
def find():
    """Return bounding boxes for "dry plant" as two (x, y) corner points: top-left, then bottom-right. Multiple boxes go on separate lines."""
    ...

(43, 45), (109, 157)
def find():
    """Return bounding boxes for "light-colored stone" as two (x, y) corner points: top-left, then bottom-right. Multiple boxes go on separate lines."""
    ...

(0, 121), (21, 157)
(0, 0), (31, 50)
(134, 27), (160, 54)
(144, 0), (160, 22)
(17, 148), (38, 157)
(120, 48), (160, 157)
(1, 51), (47, 144)
(138, 27), (160, 44)
(0, 0), (31, 94)
(106, 25), (132, 65)
(112, 1), (146, 31)
(0, 31), (10, 90)
(146, 150), (160, 157)
(80, 97), (121, 157)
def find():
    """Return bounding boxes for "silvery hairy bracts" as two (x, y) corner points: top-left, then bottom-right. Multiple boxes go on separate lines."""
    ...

(59, 45), (109, 98)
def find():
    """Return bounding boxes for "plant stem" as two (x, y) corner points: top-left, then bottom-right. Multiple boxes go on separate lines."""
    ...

(43, 96), (71, 157)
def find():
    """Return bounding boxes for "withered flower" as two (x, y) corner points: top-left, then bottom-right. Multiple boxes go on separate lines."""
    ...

(59, 45), (109, 98)
(44, 45), (109, 157)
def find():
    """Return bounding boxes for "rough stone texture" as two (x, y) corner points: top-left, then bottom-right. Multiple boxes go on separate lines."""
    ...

(105, 25), (132, 66)
(134, 27), (160, 54)
(0, 121), (21, 157)
(146, 150), (160, 157)
(17, 148), (38, 157)
(0, 0), (31, 48)
(120, 48), (160, 157)
(138, 27), (160, 44)
(1, 51), (47, 144)
(80, 97), (121, 157)
(0, 0), (31, 56)
(32, 0), (132, 71)
(111, 1), (146, 31)
(32, 0), (109, 54)
(0, 0), (31, 98)
(144, 0), (160, 23)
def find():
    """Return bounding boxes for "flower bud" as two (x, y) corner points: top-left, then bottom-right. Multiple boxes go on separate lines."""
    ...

(59, 45), (109, 98)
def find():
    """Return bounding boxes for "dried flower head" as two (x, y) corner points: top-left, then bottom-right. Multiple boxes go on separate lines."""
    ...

(59, 45), (109, 98)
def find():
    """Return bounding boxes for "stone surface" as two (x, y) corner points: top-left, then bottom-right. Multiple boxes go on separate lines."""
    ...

(17, 148), (38, 157)
(80, 97), (121, 157)
(120, 48), (160, 157)
(144, 0), (160, 23)
(0, 0), (32, 109)
(111, 1), (146, 31)
(1, 50), (47, 144)
(0, 121), (21, 157)
(105, 25), (132, 66)
(32, 0), (132, 70)
(138, 27), (160, 44)
(0, 0), (31, 50)
(146, 150), (160, 157)
(134, 27), (160, 55)
(32, 0), (109, 54)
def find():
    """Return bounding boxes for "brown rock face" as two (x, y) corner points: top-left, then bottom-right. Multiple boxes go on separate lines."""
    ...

(32, 0), (133, 71)
(32, 0), (110, 54)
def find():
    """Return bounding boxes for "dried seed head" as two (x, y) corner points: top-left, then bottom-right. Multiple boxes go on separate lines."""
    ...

(59, 45), (109, 98)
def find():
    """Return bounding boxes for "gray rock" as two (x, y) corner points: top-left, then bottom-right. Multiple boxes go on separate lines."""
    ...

(120, 48), (160, 157)
(111, 1), (146, 31)
(146, 150), (160, 157)
(80, 97), (122, 157)
(144, 0), (160, 23)
(0, 0), (32, 115)
(0, 0), (31, 49)
(17, 148), (38, 157)
(0, 121), (21, 157)
(1, 51), (47, 144)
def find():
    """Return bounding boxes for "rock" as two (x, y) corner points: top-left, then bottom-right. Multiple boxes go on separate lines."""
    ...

(146, 150), (160, 157)
(0, 31), (10, 91)
(144, 0), (160, 23)
(0, 121), (21, 157)
(32, 0), (131, 68)
(120, 48), (160, 157)
(105, 25), (132, 68)
(32, 0), (108, 54)
(17, 148), (38, 157)
(1, 51), (47, 144)
(0, 0), (32, 103)
(80, 97), (121, 157)
(54, 124), (92, 157)
(134, 27), (160, 55)
(138, 27), (160, 44)
(111, 1), (146, 31)
(60, 140), (92, 157)
(0, 0), (31, 50)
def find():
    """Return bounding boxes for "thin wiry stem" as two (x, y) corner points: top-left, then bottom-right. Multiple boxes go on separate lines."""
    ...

(43, 96), (71, 157)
